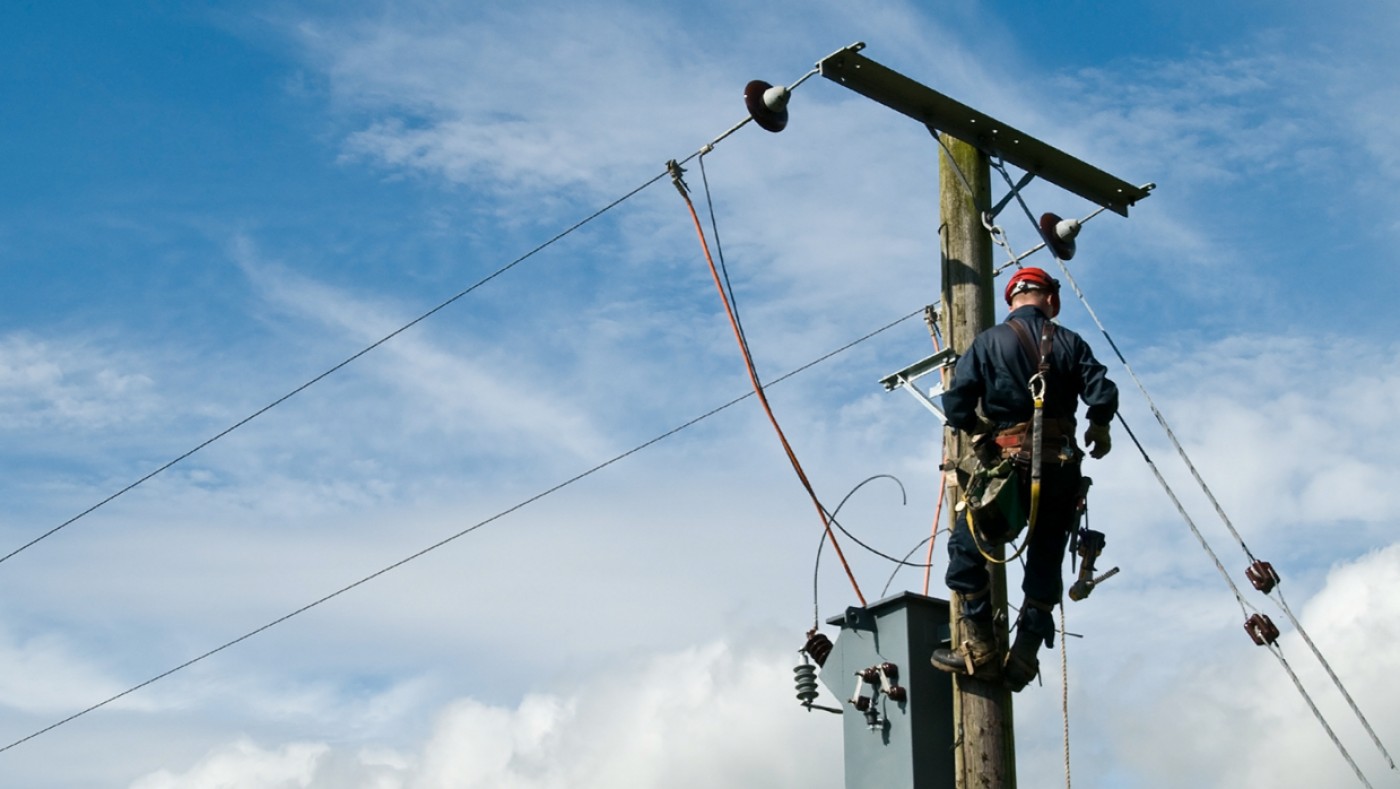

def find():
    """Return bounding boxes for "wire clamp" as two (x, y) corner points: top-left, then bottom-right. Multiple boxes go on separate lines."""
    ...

(665, 159), (689, 197)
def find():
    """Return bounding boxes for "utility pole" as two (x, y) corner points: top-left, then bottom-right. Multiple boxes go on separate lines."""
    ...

(814, 41), (1149, 789)
(937, 133), (1015, 789)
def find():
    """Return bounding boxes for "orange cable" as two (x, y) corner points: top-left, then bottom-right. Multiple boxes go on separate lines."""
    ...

(922, 328), (947, 596)
(672, 166), (866, 606)
(922, 461), (946, 596)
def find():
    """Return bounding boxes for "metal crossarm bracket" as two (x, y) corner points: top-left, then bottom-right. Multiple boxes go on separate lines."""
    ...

(879, 347), (957, 423)
(818, 48), (1150, 216)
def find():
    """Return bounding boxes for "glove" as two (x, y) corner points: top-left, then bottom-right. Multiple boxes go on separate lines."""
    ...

(1084, 422), (1112, 459)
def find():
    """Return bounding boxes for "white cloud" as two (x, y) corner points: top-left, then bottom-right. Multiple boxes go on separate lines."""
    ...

(0, 625), (129, 716)
(127, 640), (844, 789)
(0, 332), (158, 432)
(130, 739), (332, 789)
(6, 2), (1400, 787)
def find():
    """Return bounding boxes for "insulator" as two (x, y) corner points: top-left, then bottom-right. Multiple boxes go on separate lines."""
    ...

(793, 664), (819, 705)
(743, 79), (789, 133)
(1244, 613), (1281, 646)
(887, 684), (907, 703)
(859, 667), (881, 683)
(803, 632), (834, 667)
(879, 662), (899, 682)
(1246, 560), (1280, 594)
(1038, 212), (1078, 260)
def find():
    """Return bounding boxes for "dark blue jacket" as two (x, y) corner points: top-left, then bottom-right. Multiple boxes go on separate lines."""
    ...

(941, 305), (1118, 433)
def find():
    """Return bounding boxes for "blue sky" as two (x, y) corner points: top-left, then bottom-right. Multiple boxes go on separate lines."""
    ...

(3, 1), (1399, 787)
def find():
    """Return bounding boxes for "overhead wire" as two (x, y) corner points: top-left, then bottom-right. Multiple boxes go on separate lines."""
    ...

(988, 159), (1382, 787)
(938, 132), (1384, 784)
(0, 307), (924, 756)
(1, 68), (896, 750)
(814, 474), (909, 626)
(0, 80), (814, 573)
(0, 168), (673, 570)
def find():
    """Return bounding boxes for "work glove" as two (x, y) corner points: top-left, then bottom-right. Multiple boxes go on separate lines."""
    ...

(1084, 422), (1112, 459)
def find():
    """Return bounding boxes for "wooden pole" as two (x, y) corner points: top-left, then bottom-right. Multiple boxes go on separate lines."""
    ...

(937, 131), (1016, 789)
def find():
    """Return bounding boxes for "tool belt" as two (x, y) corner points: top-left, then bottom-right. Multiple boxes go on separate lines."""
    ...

(991, 418), (1079, 463)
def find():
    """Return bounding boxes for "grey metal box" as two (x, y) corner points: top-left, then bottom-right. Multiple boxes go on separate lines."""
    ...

(820, 592), (956, 789)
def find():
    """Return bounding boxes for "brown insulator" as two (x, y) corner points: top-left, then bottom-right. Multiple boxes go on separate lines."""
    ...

(1246, 560), (1280, 594)
(803, 631), (834, 667)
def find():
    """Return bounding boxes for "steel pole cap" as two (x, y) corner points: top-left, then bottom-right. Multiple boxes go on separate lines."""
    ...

(744, 80), (790, 133)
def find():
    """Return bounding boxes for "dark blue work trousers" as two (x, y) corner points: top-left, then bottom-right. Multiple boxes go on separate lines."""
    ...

(945, 459), (1082, 648)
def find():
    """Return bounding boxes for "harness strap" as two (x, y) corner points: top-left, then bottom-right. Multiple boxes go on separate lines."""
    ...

(1026, 321), (1057, 529)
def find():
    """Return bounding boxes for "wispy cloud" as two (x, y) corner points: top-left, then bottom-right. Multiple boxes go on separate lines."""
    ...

(0, 333), (158, 432)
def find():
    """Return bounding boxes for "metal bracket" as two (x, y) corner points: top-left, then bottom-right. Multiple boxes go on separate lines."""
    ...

(987, 170), (1037, 221)
(838, 605), (878, 632)
(818, 49), (1150, 216)
(879, 347), (957, 423)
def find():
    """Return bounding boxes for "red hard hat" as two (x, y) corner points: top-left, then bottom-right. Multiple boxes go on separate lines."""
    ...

(1004, 267), (1061, 315)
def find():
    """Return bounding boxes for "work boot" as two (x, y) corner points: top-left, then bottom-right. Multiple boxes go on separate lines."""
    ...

(1004, 628), (1042, 692)
(931, 618), (1000, 678)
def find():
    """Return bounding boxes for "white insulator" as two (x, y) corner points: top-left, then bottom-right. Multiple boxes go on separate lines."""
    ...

(763, 85), (791, 112)
(1055, 218), (1082, 241)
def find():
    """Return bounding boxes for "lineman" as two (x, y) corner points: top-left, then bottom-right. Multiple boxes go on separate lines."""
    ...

(931, 266), (1118, 690)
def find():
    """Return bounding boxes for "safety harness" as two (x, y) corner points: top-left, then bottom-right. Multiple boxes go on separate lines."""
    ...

(957, 316), (1060, 563)
(1006, 317), (1057, 530)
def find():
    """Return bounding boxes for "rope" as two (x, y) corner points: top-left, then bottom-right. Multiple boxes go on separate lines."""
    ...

(990, 160), (1382, 785)
(1060, 602), (1072, 789)
(966, 506), (1035, 566)
(672, 155), (866, 606)
(0, 308), (917, 756)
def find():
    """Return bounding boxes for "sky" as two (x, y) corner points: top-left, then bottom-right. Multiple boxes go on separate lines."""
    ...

(2, 1), (1399, 787)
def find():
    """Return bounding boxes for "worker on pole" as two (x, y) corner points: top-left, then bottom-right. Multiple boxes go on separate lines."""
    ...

(931, 266), (1118, 690)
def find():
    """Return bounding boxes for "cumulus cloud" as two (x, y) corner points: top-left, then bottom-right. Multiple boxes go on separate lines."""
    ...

(128, 641), (843, 789)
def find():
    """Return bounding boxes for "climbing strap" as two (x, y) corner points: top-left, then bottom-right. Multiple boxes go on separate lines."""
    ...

(1008, 318), (1057, 529)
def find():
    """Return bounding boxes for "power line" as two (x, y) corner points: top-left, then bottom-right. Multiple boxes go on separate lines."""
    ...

(988, 160), (1382, 787)
(0, 308), (922, 755)
(3, 156), (703, 569)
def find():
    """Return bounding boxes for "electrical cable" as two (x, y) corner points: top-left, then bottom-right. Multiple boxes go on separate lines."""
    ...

(990, 160), (1381, 786)
(670, 155), (867, 606)
(0, 307), (922, 756)
(0, 169), (672, 570)
(813, 474), (907, 628)
(881, 534), (932, 600)
(698, 154), (755, 364)
(0, 84), (802, 572)
(922, 308), (948, 597)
